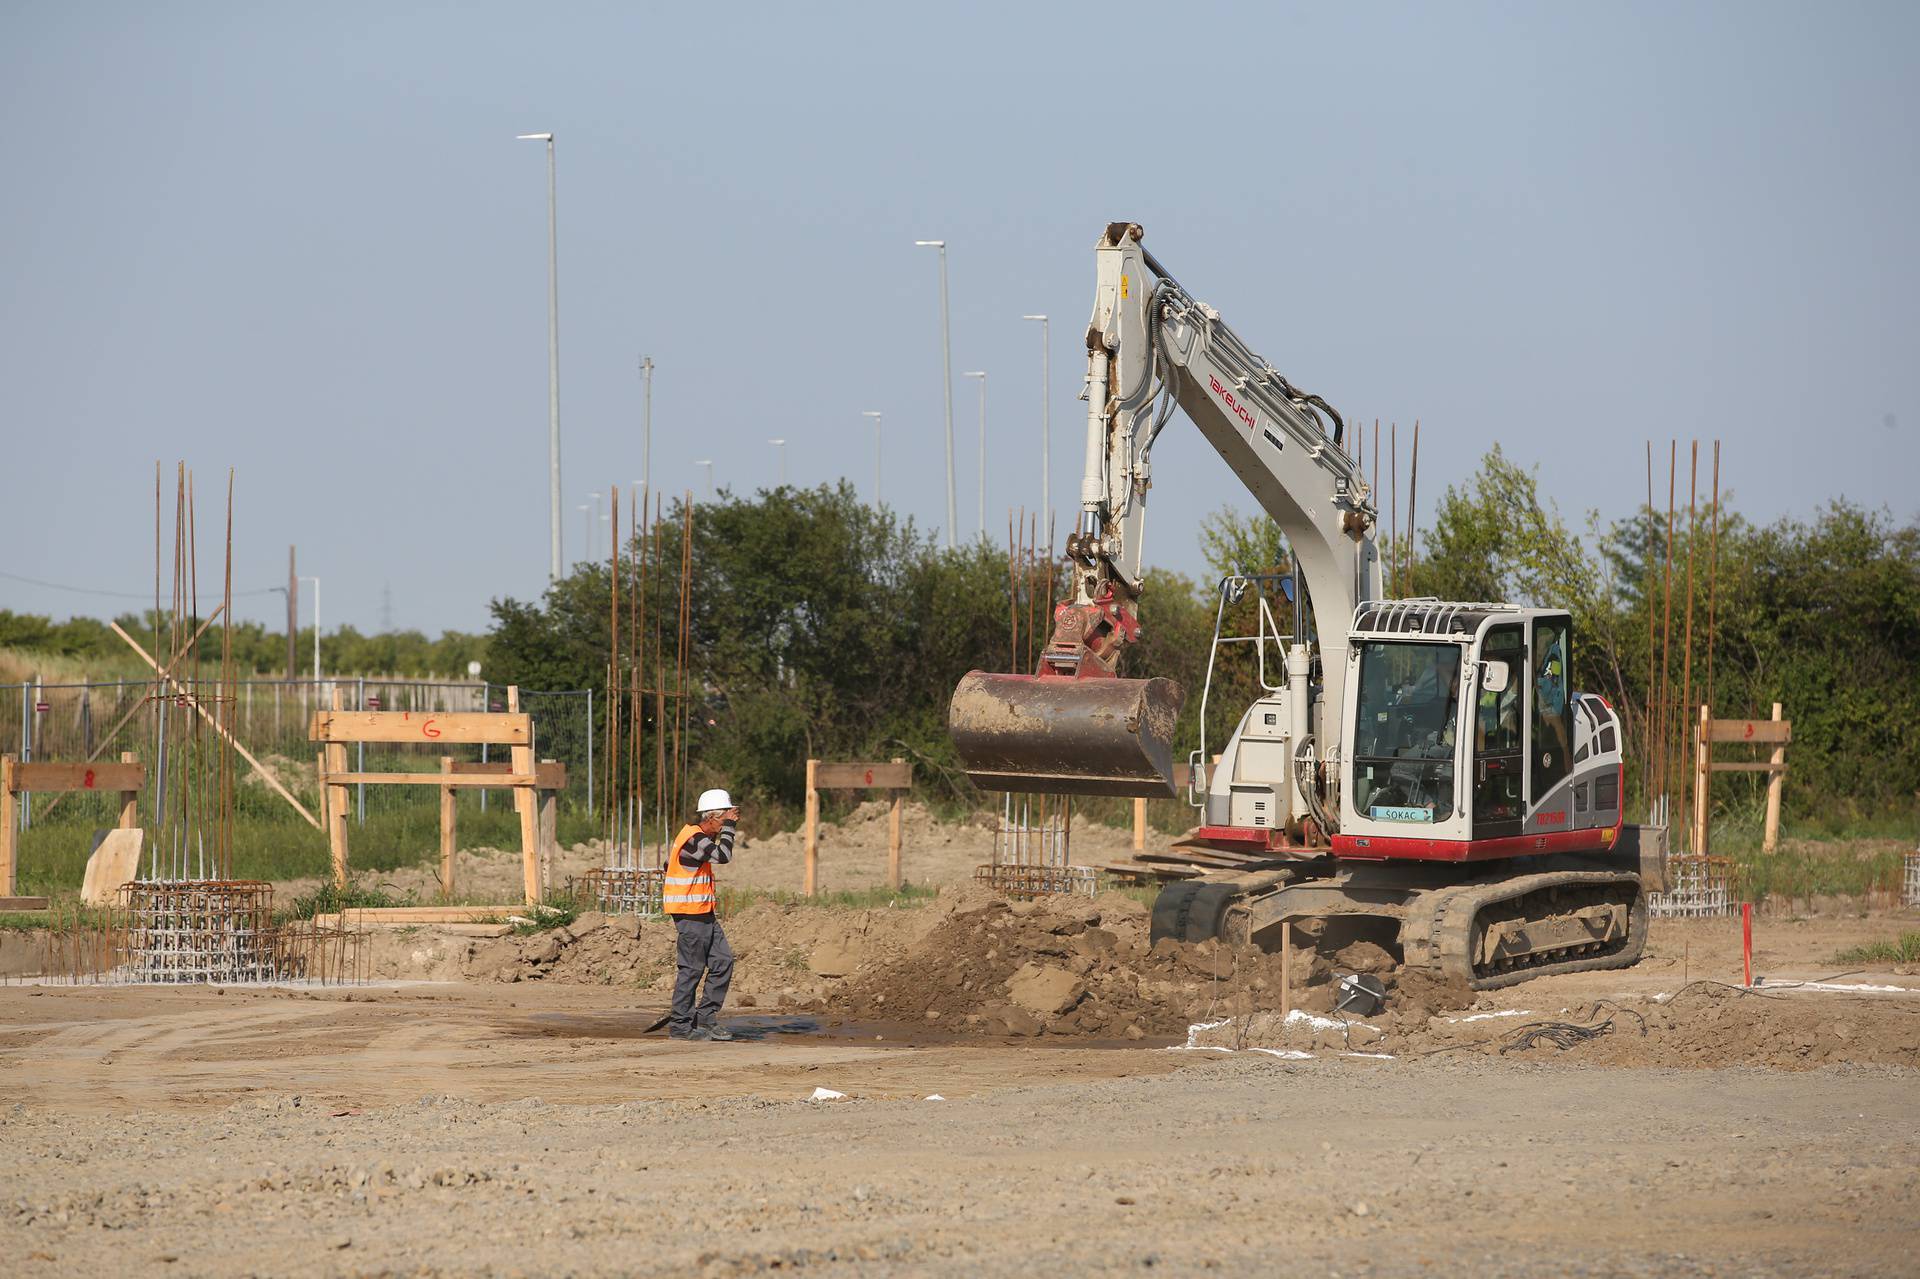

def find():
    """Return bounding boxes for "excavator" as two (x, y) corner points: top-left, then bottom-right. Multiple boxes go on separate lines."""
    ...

(950, 222), (1664, 990)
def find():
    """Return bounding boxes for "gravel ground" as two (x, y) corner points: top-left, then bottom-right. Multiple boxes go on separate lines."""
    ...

(2, 981), (1917, 1276)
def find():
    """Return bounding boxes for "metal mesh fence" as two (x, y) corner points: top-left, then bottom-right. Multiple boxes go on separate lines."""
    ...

(1905, 850), (1920, 909)
(4, 678), (597, 834)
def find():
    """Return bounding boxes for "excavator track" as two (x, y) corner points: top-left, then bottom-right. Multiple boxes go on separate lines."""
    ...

(1406, 869), (1647, 990)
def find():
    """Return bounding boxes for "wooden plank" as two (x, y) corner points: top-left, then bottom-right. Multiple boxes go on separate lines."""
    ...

(315, 907), (518, 927)
(1706, 719), (1791, 744)
(812, 761), (912, 790)
(1710, 761), (1789, 773)
(322, 771), (540, 787)
(1764, 701), (1786, 854)
(309, 710), (531, 746)
(81, 828), (143, 905)
(0, 896), (50, 911)
(8, 762), (145, 794)
(447, 760), (568, 788)
(111, 621), (321, 830)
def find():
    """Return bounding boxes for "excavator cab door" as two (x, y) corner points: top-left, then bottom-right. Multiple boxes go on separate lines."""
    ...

(1471, 623), (1526, 840)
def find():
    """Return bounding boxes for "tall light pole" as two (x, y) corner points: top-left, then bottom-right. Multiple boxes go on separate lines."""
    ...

(517, 132), (562, 582)
(861, 411), (883, 507)
(915, 239), (956, 549)
(767, 438), (787, 487)
(638, 354), (654, 509)
(693, 459), (714, 499)
(578, 503), (593, 560)
(300, 576), (321, 682)
(963, 371), (987, 537)
(1022, 314), (1050, 537)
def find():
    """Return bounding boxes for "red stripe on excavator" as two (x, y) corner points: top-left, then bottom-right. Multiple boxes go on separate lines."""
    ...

(1332, 826), (1621, 863)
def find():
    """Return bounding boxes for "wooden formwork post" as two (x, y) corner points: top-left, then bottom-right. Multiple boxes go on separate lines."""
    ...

(887, 756), (904, 890)
(438, 755), (456, 899)
(324, 686), (350, 888)
(1132, 798), (1146, 851)
(1692, 704), (1710, 855)
(804, 758), (820, 898)
(1763, 701), (1785, 854)
(0, 754), (16, 897)
(538, 758), (560, 890)
(507, 685), (540, 905)
(1282, 917), (1297, 1029)
(117, 751), (139, 830)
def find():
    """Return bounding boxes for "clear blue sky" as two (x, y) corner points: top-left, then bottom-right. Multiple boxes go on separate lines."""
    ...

(3, 2), (1914, 635)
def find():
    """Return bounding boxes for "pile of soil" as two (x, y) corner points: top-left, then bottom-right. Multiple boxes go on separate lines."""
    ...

(811, 889), (1460, 1038)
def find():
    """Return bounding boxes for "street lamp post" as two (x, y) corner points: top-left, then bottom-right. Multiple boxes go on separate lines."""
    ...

(578, 503), (593, 560)
(639, 355), (654, 509)
(861, 411), (883, 507)
(963, 371), (987, 536)
(914, 240), (956, 549)
(517, 132), (563, 582)
(767, 438), (787, 487)
(693, 459), (714, 499)
(1022, 314), (1050, 537)
(300, 576), (321, 682)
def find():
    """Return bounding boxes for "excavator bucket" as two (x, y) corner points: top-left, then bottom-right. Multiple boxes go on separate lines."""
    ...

(948, 670), (1186, 798)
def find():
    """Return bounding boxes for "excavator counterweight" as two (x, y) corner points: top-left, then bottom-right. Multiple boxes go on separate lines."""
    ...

(948, 670), (1184, 798)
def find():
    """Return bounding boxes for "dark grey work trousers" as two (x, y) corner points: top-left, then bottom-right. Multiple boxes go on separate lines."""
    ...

(670, 913), (734, 1032)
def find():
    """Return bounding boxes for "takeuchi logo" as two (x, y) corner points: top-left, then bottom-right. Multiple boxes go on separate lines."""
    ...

(1209, 374), (1257, 432)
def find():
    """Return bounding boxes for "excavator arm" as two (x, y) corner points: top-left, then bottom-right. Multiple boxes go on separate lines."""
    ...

(950, 222), (1383, 797)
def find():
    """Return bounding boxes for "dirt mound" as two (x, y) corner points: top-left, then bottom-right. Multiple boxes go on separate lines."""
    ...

(813, 891), (1370, 1038)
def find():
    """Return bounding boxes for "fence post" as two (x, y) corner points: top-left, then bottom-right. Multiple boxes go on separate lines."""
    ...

(0, 754), (16, 896)
(1763, 701), (1785, 854)
(586, 687), (594, 817)
(1133, 798), (1146, 851)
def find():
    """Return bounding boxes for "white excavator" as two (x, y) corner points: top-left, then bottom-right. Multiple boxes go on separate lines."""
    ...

(950, 222), (1663, 989)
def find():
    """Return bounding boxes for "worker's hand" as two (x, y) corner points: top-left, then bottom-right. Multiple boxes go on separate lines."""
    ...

(723, 807), (740, 822)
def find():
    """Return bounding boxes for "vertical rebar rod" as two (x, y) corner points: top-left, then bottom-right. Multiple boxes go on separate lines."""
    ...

(1681, 441), (1698, 849)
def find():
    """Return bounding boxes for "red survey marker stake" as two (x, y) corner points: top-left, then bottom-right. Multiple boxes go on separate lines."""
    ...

(1742, 901), (1754, 987)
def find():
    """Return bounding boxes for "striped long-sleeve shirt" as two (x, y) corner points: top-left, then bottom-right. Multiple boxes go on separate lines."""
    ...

(678, 820), (736, 868)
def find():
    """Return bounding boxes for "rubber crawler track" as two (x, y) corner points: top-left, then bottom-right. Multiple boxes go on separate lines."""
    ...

(1417, 869), (1647, 991)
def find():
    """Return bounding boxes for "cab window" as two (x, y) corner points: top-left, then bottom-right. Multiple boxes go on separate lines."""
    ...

(1531, 617), (1573, 798)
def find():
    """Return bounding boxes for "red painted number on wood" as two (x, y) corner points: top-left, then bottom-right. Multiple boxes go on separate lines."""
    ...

(1743, 723), (1754, 739)
(422, 718), (442, 739)
(83, 769), (96, 789)
(864, 768), (874, 785)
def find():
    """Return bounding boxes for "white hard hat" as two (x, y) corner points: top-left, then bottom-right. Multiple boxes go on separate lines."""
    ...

(696, 788), (733, 814)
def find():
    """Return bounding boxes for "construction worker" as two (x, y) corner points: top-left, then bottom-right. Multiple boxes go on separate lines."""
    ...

(664, 788), (739, 1041)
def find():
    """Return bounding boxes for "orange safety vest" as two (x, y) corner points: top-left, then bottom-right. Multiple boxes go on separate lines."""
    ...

(663, 824), (717, 915)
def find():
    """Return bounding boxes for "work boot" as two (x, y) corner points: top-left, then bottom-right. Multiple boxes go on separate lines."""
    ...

(669, 1026), (703, 1041)
(683, 1027), (712, 1042)
(702, 1024), (735, 1042)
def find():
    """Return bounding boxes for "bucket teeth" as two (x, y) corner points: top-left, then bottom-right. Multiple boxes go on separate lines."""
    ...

(947, 670), (1185, 798)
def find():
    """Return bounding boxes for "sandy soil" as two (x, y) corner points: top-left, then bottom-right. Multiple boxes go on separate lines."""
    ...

(3, 888), (1918, 1274)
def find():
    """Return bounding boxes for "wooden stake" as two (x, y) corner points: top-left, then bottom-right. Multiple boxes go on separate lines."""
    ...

(888, 756), (905, 890)
(118, 751), (140, 830)
(804, 757), (820, 897)
(439, 755), (456, 898)
(1693, 704), (1709, 857)
(1763, 702), (1786, 854)
(0, 755), (16, 897)
(1133, 797), (1146, 851)
(1280, 919), (1293, 1025)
